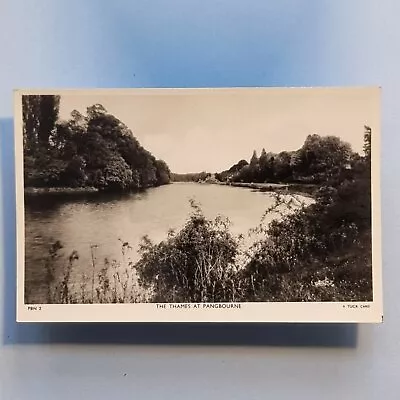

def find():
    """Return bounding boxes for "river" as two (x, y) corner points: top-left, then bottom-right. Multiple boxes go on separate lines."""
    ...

(24, 182), (312, 303)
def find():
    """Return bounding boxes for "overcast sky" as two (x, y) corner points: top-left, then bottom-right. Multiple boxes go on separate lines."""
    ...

(58, 88), (380, 173)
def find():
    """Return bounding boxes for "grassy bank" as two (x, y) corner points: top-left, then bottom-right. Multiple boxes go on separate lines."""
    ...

(24, 186), (99, 196)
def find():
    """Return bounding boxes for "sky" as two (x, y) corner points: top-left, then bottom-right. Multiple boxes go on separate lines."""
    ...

(58, 88), (380, 173)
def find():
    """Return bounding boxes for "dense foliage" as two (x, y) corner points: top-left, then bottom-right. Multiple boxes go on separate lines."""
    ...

(240, 128), (372, 301)
(135, 201), (242, 302)
(216, 134), (354, 186)
(23, 95), (171, 191)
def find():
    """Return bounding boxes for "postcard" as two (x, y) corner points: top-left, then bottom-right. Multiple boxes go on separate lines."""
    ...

(14, 87), (383, 322)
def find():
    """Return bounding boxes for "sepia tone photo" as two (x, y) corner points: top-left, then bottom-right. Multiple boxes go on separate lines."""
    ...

(15, 88), (382, 322)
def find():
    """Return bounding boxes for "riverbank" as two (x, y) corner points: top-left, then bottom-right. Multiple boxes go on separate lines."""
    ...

(223, 182), (288, 189)
(213, 181), (318, 197)
(24, 186), (99, 196)
(24, 182), (174, 196)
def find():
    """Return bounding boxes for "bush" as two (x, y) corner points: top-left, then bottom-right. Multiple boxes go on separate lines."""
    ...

(135, 201), (243, 302)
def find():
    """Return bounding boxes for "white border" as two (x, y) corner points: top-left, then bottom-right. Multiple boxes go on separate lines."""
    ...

(14, 87), (383, 323)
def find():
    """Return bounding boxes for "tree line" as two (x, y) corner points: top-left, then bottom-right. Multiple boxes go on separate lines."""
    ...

(22, 95), (171, 192)
(171, 132), (363, 189)
(215, 133), (361, 186)
(171, 171), (212, 182)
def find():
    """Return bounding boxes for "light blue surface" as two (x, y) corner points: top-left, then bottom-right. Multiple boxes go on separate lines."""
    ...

(1, 1), (399, 398)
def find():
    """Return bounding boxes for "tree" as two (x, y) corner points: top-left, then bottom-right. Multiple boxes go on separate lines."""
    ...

(247, 150), (259, 182)
(38, 95), (60, 146)
(23, 99), (171, 192)
(215, 160), (249, 182)
(256, 148), (276, 182)
(22, 95), (41, 154)
(250, 150), (258, 166)
(259, 148), (267, 165)
(155, 159), (171, 185)
(258, 148), (268, 182)
(54, 112), (87, 161)
(232, 164), (252, 182)
(22, 94), (60, 152)
(293, 134), (352, 183)
(265, 152), (276, 182)
(274, 151), (293, 182)
(86, 104), (107, 120)
(62, 156), (87, 187)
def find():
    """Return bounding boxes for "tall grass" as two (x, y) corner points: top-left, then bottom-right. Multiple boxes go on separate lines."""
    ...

(44, 240), (149, 304)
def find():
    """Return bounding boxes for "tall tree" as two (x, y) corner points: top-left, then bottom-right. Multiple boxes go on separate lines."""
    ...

(259, 148), (267, 169)
(22, 95), (41, 154)
(258, 148), (271, 182)
(38, 95), (60, 146)
(274, 151), (292, 182)
(250, 150), (258, 166)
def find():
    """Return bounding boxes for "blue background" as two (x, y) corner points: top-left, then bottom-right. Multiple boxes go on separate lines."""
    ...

(1, 1), (399, 398)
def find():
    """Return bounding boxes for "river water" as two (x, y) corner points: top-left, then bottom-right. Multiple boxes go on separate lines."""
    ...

(24, 182), (311, 303)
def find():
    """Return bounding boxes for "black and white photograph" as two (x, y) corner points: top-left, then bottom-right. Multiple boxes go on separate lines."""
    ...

(15, 88), (382, 322)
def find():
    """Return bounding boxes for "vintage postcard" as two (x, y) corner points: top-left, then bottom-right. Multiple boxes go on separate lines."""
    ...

(14, 87), (383, 323)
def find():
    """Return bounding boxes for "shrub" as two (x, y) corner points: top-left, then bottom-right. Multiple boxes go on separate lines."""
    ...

(135, 201), (243, 302)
